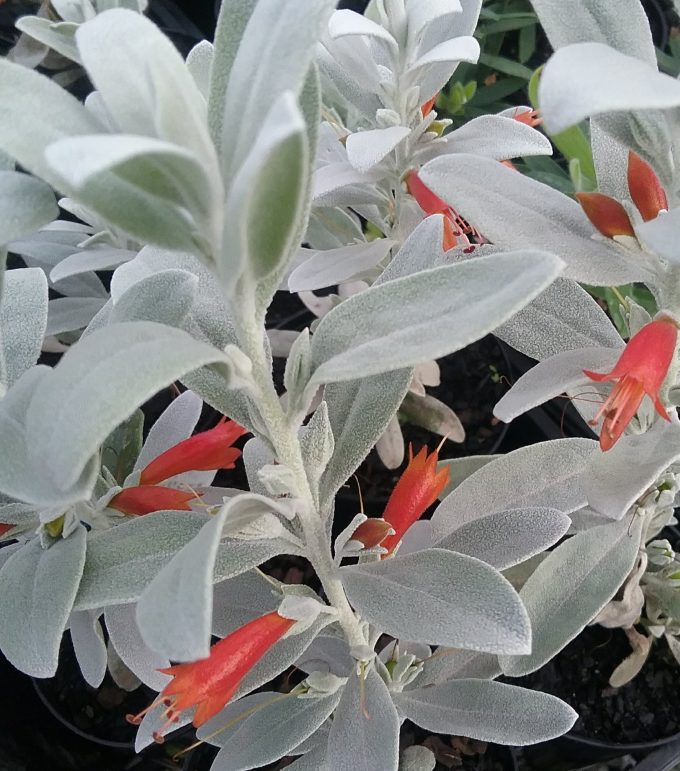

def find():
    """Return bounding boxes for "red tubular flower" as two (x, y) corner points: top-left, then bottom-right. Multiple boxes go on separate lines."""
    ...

(406, 171), (458, 250)
(584, 318), (678, 451)
(108, 486), (196, 515)
(380, 444), (450, 556)
(575, 192), (635, 238)
(128, 611), (295, 739)
(627, 151), (668, 222)
(139, 418), (247, 486)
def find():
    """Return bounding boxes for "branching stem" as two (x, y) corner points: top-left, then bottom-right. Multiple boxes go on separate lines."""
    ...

(235, 309), (367, 652)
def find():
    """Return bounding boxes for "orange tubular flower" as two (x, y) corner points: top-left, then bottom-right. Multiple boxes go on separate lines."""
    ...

(511, 108), (542, 127)
(575, 192), (635, 238)
(406, 171), (458, 250)
(139, 418), (247, 486)
(108, 486), (196, 515)
(576, 151), (668, 238)
(128, 611), (295, 740)
(584, 318), (678, 451)
(380, 444), (450, 556)
(627, 151), (668, 222)
(351, 517), (394, 549)
(420, 93), (439, 117)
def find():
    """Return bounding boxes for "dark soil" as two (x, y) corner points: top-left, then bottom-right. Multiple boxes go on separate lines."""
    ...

(513, 624), (680, 745)
(403, 725), (515, 770)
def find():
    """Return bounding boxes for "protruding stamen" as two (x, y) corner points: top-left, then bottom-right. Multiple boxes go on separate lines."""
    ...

(153, 709), (181, 743)
(125, 695), (166, 726)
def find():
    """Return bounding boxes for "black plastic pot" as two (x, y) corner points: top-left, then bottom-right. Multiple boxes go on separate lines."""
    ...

(635, 735), (680, 771)
(557, 730), (680, 766)
(643, 0), (671, 50)
(31, 677), (136, 751)
(26, 636), (163, 753)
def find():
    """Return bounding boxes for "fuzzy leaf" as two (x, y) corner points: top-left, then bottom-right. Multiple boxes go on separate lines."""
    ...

(0, 268), (48, 390)
(346, 127), (410, 173)
(102, 409), (144, 485)
(419, 154), (650, 286)
(637, 210), (680, 265)
(199, 689), (342, 770)
(341, 548), (531, 654)
(75, 9), (213, 162)
(395, 680), (576, 745)
(0, 58), (102, 188)
(208, 0), (258, 144)
(26, 321), (237, 491)
(327, 668), (399, 771)
(221, 93), (308, 290)
(540, 43), (680, 134)
(399, 746), (436, 771)
(300, 402), (335, 495)
(15, 17), (80, 62)
(0, 526), (86, 677)
(288, 239), (394, 292)
(494, 346), (621, 423)
(109, 269), (198, 328)
(219, 0), (333, 178)
(435, 508), (571, 570)
(0, 367), (98, 507)
(419, 114), (551, 163)
(46, 297), (108, 336)
(211, 571), (280, 637)
(328, 9), (397, 47)
(583, 421), (680, 520)
(310, 250), (563, 385)
(76, 510), (284, 612)
(186, 40), (213, 99)
(74, 511), (207, 610)
(45, 134), (213, 254)
(495, 278), (622, 361)
(499, 515), (643, 676)
(70, 610), (107, 688)
(530, 0), (655, 64)
(320, 369), (412, 510)
(432, 438), (596, 539)
(419, 649), (500, 688)
(136, 493), (295, 661)
(133, 390), (202, 471)
(0, 170), (57, 245)
(105, 603), (170, 690)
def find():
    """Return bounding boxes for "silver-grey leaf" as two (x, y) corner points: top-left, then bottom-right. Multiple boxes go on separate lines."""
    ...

(0, 526), (86, 677)
(341, 548), (531, 654)
(395, 679), (577, 745)
(327, 668), (399, 771)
